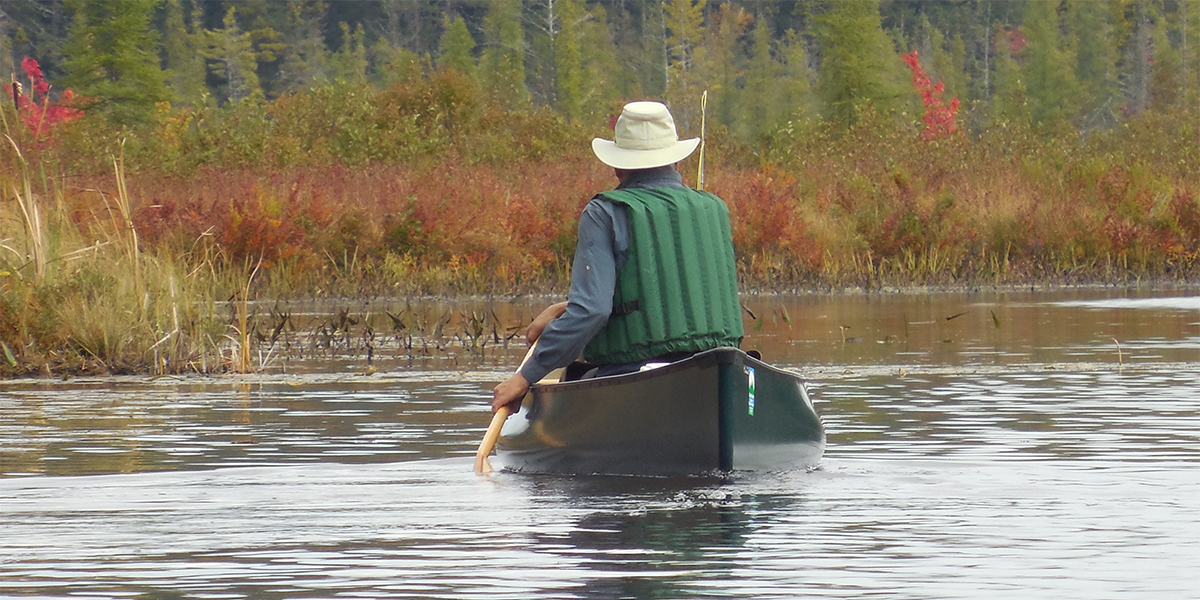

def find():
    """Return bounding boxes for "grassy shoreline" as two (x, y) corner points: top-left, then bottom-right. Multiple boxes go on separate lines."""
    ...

(2, 94), (1197, 377)
(2, 278), (1196, 379)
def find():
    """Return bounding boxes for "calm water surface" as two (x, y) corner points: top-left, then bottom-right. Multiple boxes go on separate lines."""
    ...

(2, 289), (1198, 599)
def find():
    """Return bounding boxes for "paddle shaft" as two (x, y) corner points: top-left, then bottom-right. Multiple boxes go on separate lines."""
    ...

(473, 342), (538, 474)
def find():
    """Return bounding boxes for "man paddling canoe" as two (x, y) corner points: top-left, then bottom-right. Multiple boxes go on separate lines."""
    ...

(491, 101), (744, 414)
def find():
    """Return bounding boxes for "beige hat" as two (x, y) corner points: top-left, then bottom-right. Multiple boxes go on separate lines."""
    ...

(592, 101), (700, 170)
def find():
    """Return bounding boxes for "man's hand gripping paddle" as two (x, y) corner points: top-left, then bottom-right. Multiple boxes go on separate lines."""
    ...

(474, 343), (537, 474)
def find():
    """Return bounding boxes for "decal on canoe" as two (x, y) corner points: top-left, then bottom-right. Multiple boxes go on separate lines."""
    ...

(746, 366), (756, 416)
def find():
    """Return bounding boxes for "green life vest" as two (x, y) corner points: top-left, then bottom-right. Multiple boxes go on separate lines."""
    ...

(583, 186), (744, 365)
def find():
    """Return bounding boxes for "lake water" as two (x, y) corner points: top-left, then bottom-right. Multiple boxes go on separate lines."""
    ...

(2, 288), (1198, 599)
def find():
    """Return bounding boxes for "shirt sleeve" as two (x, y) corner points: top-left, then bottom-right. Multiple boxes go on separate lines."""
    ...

(519, 200), (621, 384)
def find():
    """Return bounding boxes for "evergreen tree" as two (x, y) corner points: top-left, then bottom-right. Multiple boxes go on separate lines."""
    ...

(328, 22), (368, 83)
(741, 17), (781, 141)
(1128, 1), (1154, 114)
(555, 0), (585, 123)
(923, 21), (967, 105)
(233, 0), (288, 98)
(1149, 4), (1182, 111)
(0, 8), (14, 80)
(608, 2), (669, 100)
(663, 0), (706, 129)
(373, 40), (425, 85)
(1022, 0), (1080, 125)
(947, 34), (968, 102)
(479, 0), (529, 108)
(59, 0), (169, 125)
(703, 3), (752, 134)
(526, 0), (560, 107)
(779, 29), (818, 123)
(990, 25), (1030, 127)
(438, 15), (477, 78)
(277, 0), (331, 91)
(163, 0), (208, 107)
(642, 1), (670, 98)
(204, 6), (263, 104)
(814, 0), (902, 126)
(1184, 0), (1200, 109)
(1067, 0), (1120, 128)
(3, 1), (67, 87)
(578, 3), (622, 120)
(379, 0), (434, 58)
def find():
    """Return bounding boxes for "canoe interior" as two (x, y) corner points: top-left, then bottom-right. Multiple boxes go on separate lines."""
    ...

(497, 347), (824, 476)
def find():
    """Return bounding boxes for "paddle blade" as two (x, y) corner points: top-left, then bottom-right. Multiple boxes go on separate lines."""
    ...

(473, 406), (511, 474)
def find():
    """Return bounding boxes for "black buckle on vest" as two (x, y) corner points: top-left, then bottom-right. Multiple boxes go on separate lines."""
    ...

(611, 300), (640, 317)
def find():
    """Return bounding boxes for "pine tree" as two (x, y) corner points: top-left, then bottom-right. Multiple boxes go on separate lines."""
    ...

(204, 6), (263, 104)
(579, 3), (622, 120)
(373, 40), (425, 85)
(1022, 0), (1080, 125)
(0, 8), (14, 81)
(277, 0), (331, 91)
(608, 2), (668, 100)
(663, 0), (706, 129)
(1128, 1), (1154, 114)
(990, 25), (1030, 127)
(234, 0), (287, 98)
(555, 0), (585, 123)
(1067, 0), (1120, 128)
(526, 0), (561, 107)
(328, 22), (368, 83)
(60, 0), (169, 125)
(1149, 5), (1182, 111)
(643, 1), (670, 98)
(438, 15), (477, 78)
(379, 0), (433, 58)
(947, 34), (969, 103)
(926, 24), (968, 105)
(741, 17), (781, 141)
(779, 29), (818, 123)
(703, 3), (752, 134)
(814, 0), (902, 126)
(163, 0), (208, 107)
(1184, 0), (1200, 109)
(479, 0), (529, 109)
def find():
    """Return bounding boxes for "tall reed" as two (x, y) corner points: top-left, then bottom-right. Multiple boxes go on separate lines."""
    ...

(0, 128), (228, 375)
(3, 138), (46, 282)
(110, 141), (142, 301)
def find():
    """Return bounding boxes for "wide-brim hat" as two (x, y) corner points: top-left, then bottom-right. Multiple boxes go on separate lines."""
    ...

(592, 101), (699, 170)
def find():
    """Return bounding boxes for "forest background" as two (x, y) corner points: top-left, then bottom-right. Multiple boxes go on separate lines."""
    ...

(0, 0), (1198, 375)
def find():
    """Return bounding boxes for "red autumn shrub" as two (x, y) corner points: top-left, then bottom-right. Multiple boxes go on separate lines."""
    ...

(4, 57), (84, 145)
(902, 51), (960, 140)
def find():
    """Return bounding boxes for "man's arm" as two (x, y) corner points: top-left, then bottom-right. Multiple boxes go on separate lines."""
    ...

(525, 301), (568, 345)
(491, 201), (621, 412)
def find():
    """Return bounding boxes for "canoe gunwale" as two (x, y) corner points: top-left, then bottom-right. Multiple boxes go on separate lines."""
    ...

(530, 347), (802, 392)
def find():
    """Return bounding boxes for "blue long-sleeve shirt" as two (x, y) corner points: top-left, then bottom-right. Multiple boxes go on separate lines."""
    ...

(518, 167), (686, 384)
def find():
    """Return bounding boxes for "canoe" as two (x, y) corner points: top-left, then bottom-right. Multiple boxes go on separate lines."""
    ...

(495, 347), (824, 476)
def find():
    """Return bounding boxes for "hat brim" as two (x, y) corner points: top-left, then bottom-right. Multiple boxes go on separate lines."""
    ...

(591, 137), (700, 170)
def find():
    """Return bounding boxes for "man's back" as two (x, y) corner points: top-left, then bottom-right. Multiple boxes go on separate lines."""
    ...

(584, 186), (742, 366)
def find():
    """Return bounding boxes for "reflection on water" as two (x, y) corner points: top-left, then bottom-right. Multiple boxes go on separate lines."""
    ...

(4, 456), (1197, 598)
(0, 376), (494, 476)
(743, 288), (1200, 368)
(1, 289), (1198, 598)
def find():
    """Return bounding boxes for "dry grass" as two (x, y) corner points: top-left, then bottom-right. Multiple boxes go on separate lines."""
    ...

(0, 88), (1196, 375)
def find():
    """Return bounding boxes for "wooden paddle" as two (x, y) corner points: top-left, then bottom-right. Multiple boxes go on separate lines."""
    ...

(474, 342), (537, 474)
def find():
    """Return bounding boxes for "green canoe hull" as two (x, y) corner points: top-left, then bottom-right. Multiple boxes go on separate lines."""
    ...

(496, 347), (824, 476)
